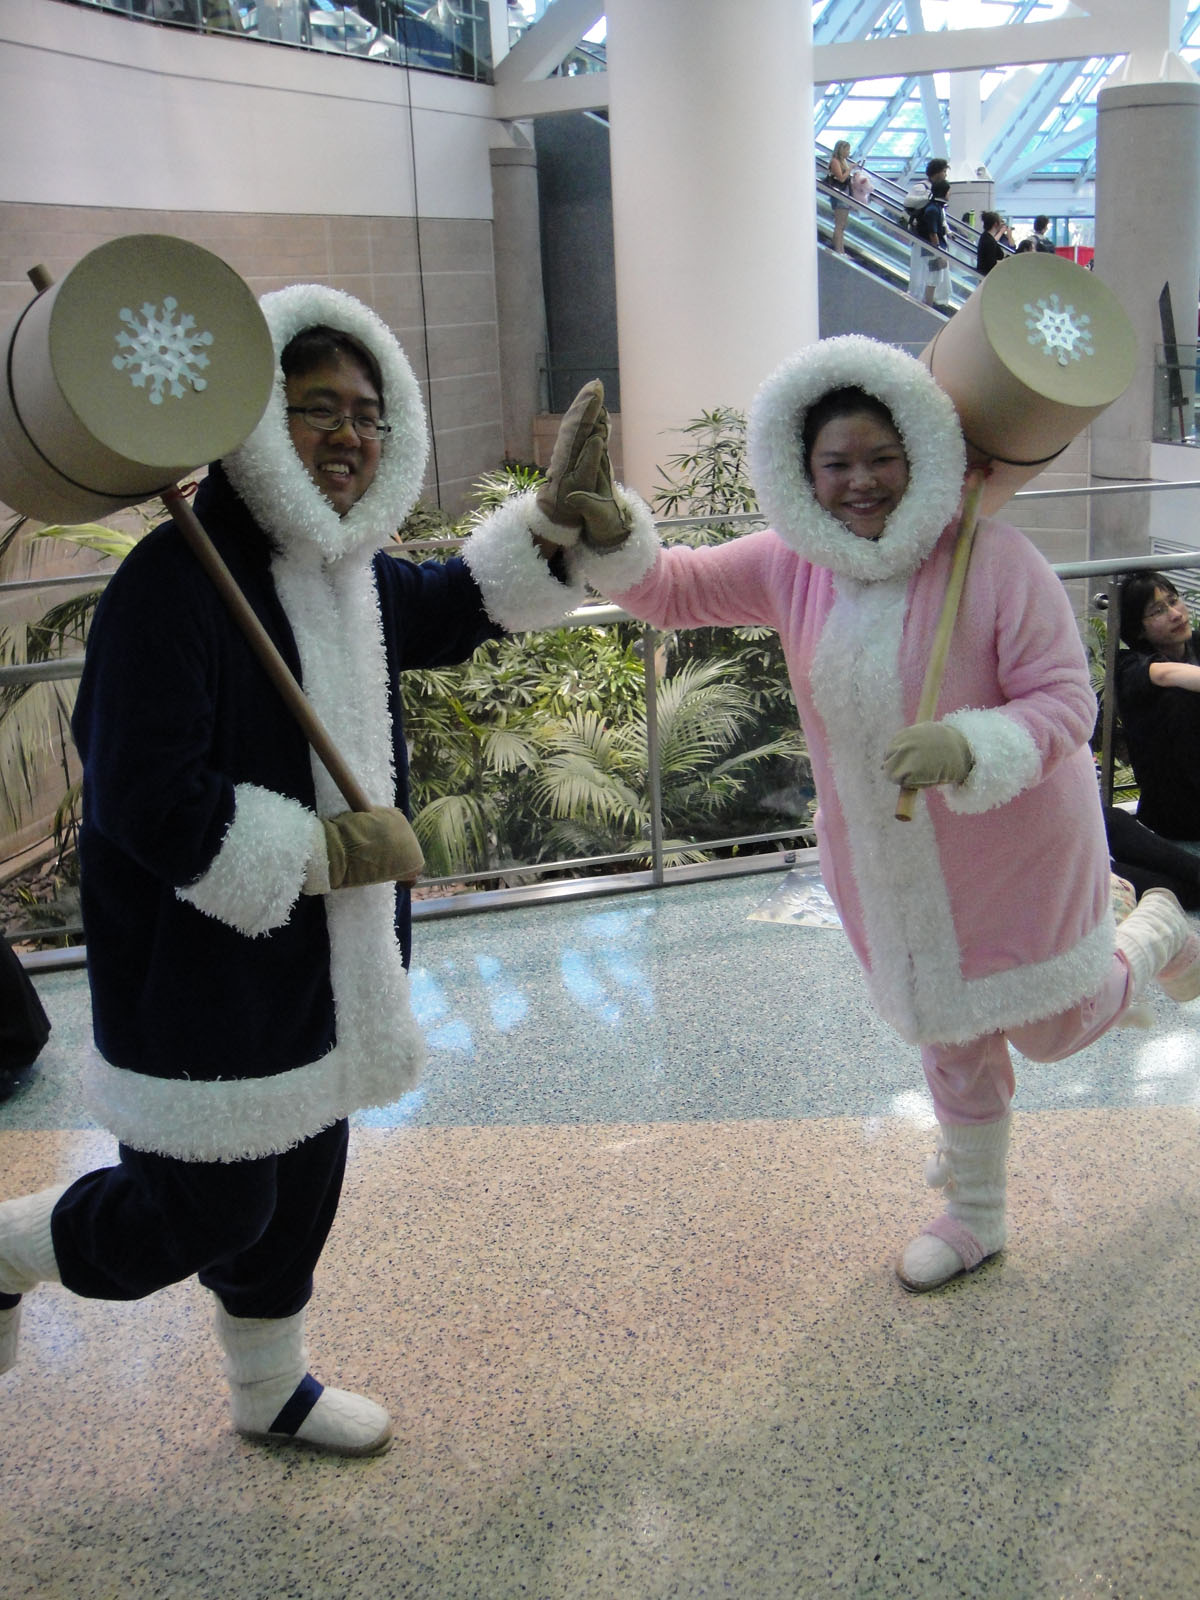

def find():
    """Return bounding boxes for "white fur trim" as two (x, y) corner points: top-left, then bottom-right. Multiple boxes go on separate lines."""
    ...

(747, 335), (966, 583)
(223, 285), (428, 564)
(176, 783), (315, 938)
(576, 487), (660, 595)
(461, 490), (589, 631)
(82, 962), (426, 1161)
(270, 548), (395, 817)
(940, 707), (1042, 814)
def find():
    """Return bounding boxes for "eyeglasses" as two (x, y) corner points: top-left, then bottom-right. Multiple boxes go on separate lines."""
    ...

(286, 405), (391, 440)
(1144, 597), (1181, 621)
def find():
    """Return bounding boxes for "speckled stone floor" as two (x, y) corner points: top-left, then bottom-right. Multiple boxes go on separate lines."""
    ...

(3, 865), (1199, 1599)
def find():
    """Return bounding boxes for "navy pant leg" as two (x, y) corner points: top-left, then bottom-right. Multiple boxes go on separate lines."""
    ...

(51, 1120), (349, 1319)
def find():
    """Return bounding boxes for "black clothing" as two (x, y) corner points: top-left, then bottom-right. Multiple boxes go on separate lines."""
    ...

(1114, 631), (1200, 840)
(976, 231), (1008, 277)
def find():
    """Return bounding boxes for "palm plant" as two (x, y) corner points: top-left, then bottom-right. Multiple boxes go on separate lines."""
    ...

(0, 517), (144, 842)
(531, 659), (803, 867)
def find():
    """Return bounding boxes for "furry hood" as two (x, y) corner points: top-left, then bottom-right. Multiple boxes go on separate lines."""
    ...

(222, 285), (429, 563)
(746, 335), (966, 583)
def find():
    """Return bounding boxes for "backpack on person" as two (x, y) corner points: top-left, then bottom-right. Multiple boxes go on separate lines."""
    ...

(903, 179), (932, 232)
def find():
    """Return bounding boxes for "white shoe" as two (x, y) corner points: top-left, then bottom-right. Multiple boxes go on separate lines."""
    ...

(214, 1304), (392, 1457)
(0, 1184), (65, 1297)
(896, 1116), (1010, 1293)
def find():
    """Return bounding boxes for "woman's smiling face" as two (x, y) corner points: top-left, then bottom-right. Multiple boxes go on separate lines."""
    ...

(808, 411), (910, 541)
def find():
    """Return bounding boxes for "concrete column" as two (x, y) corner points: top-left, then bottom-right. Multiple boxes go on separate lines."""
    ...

(490, 142), (549, 465)
(1091, 68), (1200, 559)
(605, 0), (814, 500)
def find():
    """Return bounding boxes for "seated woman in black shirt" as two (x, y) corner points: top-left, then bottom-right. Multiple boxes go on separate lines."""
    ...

(1114, 570), (1200, 852)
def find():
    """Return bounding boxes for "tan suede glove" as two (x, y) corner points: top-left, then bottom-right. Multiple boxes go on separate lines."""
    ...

(322, 806), (425, 889)
(535, 380), (632, 552)
(882, 722), (974, 789)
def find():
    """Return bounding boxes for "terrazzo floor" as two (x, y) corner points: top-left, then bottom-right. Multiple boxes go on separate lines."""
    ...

(3, 863), (1199, 1599)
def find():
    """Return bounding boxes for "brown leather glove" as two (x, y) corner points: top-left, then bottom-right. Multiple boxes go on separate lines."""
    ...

(535, 381), (632, 552)
(882, 722), (974, 789)
(322, 806), (424, 889)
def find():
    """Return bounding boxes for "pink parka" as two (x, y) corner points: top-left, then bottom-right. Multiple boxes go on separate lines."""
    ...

(581, 336), (1114, 1047)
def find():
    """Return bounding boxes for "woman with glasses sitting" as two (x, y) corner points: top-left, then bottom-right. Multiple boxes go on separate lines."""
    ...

(1115, 570), (1200, 854)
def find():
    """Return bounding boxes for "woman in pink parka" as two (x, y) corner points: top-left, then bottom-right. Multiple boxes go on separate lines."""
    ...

(570, 335), (1200, 1292)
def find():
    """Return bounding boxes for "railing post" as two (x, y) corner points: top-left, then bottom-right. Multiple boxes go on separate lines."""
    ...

(1099, 575), (1121, 807)
(642, 623), (665, 885)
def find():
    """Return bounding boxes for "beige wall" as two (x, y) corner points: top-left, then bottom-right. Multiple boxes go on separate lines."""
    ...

(0, 201), (503, 520)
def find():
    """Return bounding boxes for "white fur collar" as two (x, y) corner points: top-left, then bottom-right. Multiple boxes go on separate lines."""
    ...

(222, 285), (429, 564)
(746, 335), (966, 583)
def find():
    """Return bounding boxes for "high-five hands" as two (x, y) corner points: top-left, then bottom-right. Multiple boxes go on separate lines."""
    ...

(535, 380), (631, 552)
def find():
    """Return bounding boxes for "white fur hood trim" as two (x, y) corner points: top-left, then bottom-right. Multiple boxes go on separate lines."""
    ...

(223, 284), (429, 564)
(747, 335), (966, 583)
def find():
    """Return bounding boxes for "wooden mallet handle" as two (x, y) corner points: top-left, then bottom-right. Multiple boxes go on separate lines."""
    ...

(162, 485), (372, 814)
(894, 469), (987, 822)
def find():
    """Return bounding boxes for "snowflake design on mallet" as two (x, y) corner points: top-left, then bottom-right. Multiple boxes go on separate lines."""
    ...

(1023, 293), (1094, 368)
(112, 297), (214, 404)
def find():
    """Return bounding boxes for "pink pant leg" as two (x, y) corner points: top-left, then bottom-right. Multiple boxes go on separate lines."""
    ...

(920, 1033), (1015, 1125)
(1007, 953), (1133, 1062)
(921, 955), (1135, 1124)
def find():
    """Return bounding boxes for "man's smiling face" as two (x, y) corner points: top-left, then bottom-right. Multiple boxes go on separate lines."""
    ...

(285, 349), (383, 518)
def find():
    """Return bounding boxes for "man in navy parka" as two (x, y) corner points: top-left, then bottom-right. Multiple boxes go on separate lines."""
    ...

(0, 284), (592, 1455)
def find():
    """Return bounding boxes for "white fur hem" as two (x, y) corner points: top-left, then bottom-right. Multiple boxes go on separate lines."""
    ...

(83, 1025), (426, 1162)
(176, 783), (316, 938)
(577, 488), (659, 594)
(890, 916), (1117, 1047)
(940, 707), (1042, 814)
(461, 491), (589, 630)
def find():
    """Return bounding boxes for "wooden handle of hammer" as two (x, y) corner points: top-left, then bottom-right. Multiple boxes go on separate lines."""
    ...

(162, 485), (372, 814)
(894, 470), (986, 822)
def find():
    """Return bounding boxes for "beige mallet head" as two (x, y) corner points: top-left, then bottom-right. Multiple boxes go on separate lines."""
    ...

(920, 251), (1136, 515)
(0, 233), (275, 524)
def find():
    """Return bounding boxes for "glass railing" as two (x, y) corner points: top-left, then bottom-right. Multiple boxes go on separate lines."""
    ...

(6, 488), (1200, 960)
(62, 0), (493, 81)
(1153, 344), (1200, 446)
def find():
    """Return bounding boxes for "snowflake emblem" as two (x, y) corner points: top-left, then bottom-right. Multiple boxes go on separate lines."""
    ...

(112, 297), (214, 405)
(1023, 294), (1094, 368)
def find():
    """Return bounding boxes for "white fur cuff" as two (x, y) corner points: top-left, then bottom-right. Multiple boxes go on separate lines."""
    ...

(576, 488), (660, 595)
(939, 707), (1042, 814)
(177, 783), (318, 936)
(461, 491), (589, 631)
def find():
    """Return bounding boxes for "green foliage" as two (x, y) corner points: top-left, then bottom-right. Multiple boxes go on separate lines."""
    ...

(3, 434), (814, 889)
(651, 407), (758, 540)
(403, 415), (813, 879)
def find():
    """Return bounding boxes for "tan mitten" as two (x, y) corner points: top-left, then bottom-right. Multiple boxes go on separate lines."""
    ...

(322, 806), (425, 889)
(535, 380), (608, 540)
(882, 722), (973, 789)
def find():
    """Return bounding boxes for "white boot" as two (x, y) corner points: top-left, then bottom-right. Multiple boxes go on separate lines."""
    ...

(1116, 887), (1200, 1004)
(896, 1116), (1011, 1293)
(214, 1302), (392, 1457)
(0, 1184), (66, 1375)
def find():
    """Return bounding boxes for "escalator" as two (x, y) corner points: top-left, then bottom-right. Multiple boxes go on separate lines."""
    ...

(814, 148), (987, 348)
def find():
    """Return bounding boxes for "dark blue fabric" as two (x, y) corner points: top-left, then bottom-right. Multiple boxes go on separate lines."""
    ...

(50, 1118), (349, 1317)
(269, 1372), (325, 1436)
(71, 465), (504, 1083)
